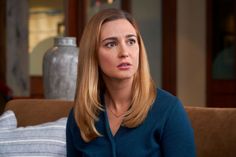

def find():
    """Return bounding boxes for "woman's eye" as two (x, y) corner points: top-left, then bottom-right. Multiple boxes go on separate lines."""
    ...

(105, 42), (117, 48)
(127, 39), (136, 45)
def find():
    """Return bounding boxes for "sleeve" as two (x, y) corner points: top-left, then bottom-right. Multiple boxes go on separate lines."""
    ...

(66, 109), (83, 157)
(161, 99), (196, 157)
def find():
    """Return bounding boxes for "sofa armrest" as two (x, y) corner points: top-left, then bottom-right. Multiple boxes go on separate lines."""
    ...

(4, 99), (73, 127)
(185, 106), (236, 157)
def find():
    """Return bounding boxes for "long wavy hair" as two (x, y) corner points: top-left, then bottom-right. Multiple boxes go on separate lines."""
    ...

(74, 8), (156, 142)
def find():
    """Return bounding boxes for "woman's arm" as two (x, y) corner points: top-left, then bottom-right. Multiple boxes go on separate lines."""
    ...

(66, 109), (83, 157)
(161, 100), (196, 157)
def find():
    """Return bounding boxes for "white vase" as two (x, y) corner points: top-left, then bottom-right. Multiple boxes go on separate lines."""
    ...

(43, 37), (78, 100)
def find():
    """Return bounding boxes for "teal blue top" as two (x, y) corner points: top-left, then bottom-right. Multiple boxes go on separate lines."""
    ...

(66, 88), (196, 157)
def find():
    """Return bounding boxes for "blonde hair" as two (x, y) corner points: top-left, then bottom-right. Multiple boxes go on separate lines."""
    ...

(74, 8), (156, 142)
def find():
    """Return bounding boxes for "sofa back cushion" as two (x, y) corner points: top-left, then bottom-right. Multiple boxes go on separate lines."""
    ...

(4, 99), (236, 157)
(4, 99), (73, 127)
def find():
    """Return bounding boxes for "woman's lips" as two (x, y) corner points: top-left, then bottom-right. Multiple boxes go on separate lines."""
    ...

(117, 63), (131, 70)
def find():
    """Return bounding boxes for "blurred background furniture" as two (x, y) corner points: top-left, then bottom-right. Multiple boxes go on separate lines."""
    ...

(3, 99), (236, 157)
(0, 80), (12, 114)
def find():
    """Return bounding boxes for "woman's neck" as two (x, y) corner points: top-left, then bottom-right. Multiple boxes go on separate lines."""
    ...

(104, 78), (133, 111)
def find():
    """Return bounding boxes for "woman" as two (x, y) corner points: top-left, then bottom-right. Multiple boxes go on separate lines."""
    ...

(66, 8), (196, 157)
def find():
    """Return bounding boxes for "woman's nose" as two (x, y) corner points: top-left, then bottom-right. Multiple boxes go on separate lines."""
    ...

(118, 42), (129, 58)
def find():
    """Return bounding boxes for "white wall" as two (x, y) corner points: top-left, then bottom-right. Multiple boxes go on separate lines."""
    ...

(177, 0), (206, 106)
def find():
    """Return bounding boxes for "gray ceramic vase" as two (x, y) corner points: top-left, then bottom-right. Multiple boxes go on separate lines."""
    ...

(43, 37), (78, 100)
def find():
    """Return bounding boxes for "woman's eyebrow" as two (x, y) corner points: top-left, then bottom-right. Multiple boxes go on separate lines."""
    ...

(126, 34), (137, 38)
(101, 34), (137, 43)
(101, 37), (117, 43)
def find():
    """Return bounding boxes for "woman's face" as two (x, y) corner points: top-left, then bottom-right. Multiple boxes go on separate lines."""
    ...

(98, 19), (139, 82)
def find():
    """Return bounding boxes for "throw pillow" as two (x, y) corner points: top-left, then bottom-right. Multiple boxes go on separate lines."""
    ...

(0, 110), (17, 129)
(0, 117), (67, 157)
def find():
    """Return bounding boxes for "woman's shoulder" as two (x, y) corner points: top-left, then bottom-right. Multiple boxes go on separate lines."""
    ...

(155, 88), (180, 106)
(150, 88), (184, 117)
(147, 88), (189, 132)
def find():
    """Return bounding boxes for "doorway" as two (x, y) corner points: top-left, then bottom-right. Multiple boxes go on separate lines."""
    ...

(207, 0), (236, 107)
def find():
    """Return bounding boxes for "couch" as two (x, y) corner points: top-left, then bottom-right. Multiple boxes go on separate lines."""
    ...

(2, 99), (236, 157)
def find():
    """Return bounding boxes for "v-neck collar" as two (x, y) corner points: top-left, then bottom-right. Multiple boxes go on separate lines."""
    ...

(100, 92), (124, 138)
(100, 92), (117, 157)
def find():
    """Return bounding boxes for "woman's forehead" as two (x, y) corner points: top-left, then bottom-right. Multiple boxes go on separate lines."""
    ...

(100, 19), (137, 40)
